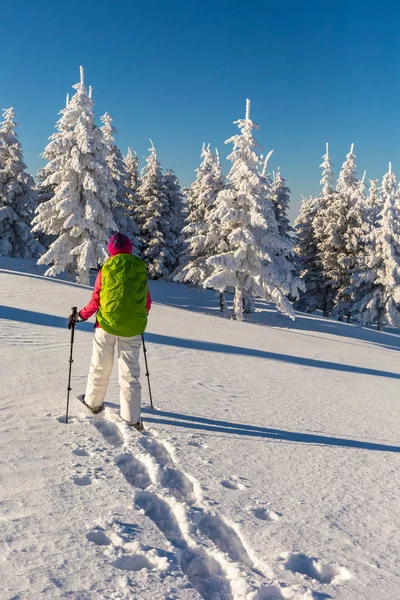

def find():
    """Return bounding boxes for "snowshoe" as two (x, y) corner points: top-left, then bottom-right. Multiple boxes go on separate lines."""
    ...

(129, 420), (144, 432)
(78, 394), (105, 415)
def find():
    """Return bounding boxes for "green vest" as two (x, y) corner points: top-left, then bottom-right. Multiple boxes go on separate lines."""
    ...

(97, 254), (148, 337)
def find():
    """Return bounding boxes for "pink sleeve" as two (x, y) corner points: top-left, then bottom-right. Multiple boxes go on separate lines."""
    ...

(80, 271), (102, 320)
(146, 288), (152, 313)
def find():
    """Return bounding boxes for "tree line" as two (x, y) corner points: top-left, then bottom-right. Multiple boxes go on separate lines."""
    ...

(0, 67), (396, 328)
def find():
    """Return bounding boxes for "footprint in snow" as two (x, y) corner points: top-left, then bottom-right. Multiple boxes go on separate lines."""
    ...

(159, 466), (197, 505)
(72, 447), (90, 457)
(220, 478), (245, 490)
(86, 529), (112, 546)
(93, 419), (124, 447)
(280, 552), (351, 585)
(252, 507), (281, 522)
(73, 475), (92, 486)
(197, 514), (253, 568)
(138, 436), (175, 467)
(115, 453), (152, 490)
(112, 554), (155, 571)
(187, 435), (207, 448)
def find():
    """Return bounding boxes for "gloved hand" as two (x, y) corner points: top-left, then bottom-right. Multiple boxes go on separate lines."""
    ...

(68, 311), (86, 329)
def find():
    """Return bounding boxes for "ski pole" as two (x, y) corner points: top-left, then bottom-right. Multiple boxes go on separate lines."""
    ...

(65, 306), (78, 424)
(141, 333), (154, 410)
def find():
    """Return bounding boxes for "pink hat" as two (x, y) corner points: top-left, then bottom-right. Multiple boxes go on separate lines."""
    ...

(108, 232), (133, 256)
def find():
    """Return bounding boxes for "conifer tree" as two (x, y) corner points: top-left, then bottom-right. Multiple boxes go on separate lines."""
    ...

(136, 141), (170, 279)
(364, 178), (382, 231)
(294, 195), (326, 313)
(203, 100), (303, 321)
(123, 148), (141, 238)
(164, 168), (185, 272)
(175, 144), (225, 287)
(318, 144), (362, 320)
(352, 164), (400, 329)
(0, 108), (42, 258)
(32, 67), (116, 284)
(312, 143), (335, 315)
(271, 168), (293, 239)
(100, 112), (133, 236)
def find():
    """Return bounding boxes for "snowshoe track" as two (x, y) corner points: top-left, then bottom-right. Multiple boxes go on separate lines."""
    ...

(75, 408), (350, 599)
(135, 491), (234, 600)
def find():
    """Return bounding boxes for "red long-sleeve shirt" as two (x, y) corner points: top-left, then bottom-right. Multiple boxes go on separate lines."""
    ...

(80, 270), (152, 324)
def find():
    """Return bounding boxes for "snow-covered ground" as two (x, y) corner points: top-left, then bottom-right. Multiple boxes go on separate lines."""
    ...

(1, 257), (400, 600)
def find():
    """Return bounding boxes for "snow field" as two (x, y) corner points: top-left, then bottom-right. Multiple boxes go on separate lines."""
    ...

(1, 260), (400, 599)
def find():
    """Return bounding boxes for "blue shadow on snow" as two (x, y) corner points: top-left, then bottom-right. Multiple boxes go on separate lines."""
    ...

(142, 408), (400, 453)
(1, 305), (400, 381)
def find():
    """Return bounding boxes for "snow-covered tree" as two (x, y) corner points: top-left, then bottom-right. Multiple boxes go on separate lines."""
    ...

(203, 99), (304, 321)
(174, 144), (225, 287)
(136, 141), (170, 279)
(32, 67), (116, 284)
(124, 149), (140, 198)
(351, 164), (400, 329)
(364, 178), (382, 231)
(312, 143), (336, 315)
(317, 144), (362, 320)
(294, 195), (326, 313)
(123, 148), (141, 234)
(0, 108), (42, 258)
(271, 168), (293, 240)
(100, 112), (137, 240)
(164, 168), (185, 272)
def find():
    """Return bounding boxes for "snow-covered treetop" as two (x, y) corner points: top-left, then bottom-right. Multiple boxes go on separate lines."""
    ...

(136, 140), (170, 279)
(381, 162), (397, 204)
(0, 107), (36, 218)
(124, 148), (141, 198)
(319, 143), (334, 197)
(271, 168), (293, 238)
(336, 143), (358, 193)
(364, 178), (381, 229)
(0, 107), (42, 259)
(261, 150), (274, 178)
(33, 66), (116, 283)
(100, 112), (116, 140)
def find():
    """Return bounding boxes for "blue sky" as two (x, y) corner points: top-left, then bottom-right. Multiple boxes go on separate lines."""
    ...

(1, 0), (399, 220)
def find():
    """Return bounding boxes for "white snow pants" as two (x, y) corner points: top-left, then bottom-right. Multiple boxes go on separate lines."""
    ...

(85, 328), (142, 424)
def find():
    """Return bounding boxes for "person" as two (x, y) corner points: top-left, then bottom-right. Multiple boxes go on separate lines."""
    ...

(68, 232), (152, 431)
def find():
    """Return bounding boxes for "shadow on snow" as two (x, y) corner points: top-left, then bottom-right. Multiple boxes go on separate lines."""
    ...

(142, 408), (400, 454)
(1, 305), (400, 382)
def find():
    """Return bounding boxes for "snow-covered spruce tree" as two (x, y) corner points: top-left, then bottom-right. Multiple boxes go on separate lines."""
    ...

(34, 167), (56, 250)
(203, 99), (304, 321)
(124, 147), (140, 216)
(270, 167), (299, 301)
(351, 163), (400, 329)
(293, 195), (327, 313)
(271, 168), (293, 240)
(364, 178), (382, 231)
(0, 108), (42, 258)
(136, 141), (170, 279)
(32, 67), (116, 284)
(100, 112), (138, 241)
(164, 168), (185, 273)
(34, 95), (73, 251)
(317, 144), (363, 321)
(311, 143), (336, 316)
(174, 144), (225, 286)
(340, 171), (371, 321)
